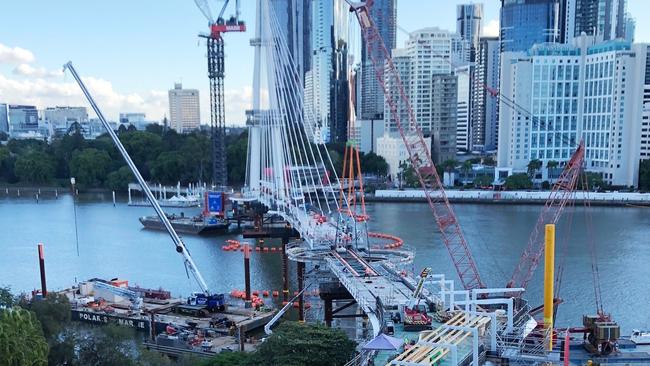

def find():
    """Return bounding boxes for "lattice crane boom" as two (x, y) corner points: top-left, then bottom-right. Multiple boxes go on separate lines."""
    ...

(507, 141), (586, 290)
(346, 1), (484, 290)
(193, 0), (245, 187)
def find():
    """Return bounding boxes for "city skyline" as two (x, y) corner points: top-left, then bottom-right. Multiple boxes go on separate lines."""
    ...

(0, 0), (598, 126)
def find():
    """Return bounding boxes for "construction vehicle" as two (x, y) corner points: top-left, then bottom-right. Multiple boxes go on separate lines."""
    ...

(581, 314), (620, 356)
(403, 268), (433, 331)
(64, 62), (227, 316)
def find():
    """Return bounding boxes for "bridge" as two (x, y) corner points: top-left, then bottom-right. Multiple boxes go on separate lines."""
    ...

(237, 0), (429, 339)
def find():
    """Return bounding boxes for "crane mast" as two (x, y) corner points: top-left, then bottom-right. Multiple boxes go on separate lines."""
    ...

(196, 0), (246, 187)
(63, 62), (211, 295)
(346, 1), (484, 290)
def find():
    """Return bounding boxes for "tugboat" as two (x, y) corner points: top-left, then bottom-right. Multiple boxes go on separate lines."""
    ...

(139, 191), (229, 235)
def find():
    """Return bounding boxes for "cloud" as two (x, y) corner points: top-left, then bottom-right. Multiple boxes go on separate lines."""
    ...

(0, 43), (35, 64)
(0, 73), (168, 121)
(13, 64), (62, 78)
(482, 19), (500, 38)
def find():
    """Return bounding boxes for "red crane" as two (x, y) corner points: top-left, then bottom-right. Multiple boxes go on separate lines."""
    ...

(506, 142), (585, 289)
(346, 1), (484, 290)
(194, 0), (246, 186)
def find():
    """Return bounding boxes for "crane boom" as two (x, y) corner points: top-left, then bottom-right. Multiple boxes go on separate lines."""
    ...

(346, 1), (484, 290)
(507, 141), (585, 289)
(63, 62), (211, 295)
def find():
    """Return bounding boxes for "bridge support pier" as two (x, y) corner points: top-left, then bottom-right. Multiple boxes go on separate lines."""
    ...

(282, 236), (289, 304)
(297, 261), (305, 321)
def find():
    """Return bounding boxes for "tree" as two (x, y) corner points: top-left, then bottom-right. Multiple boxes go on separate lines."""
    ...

(145, 123), (164, 135)
(77, 325), (137, 366)
(0, 146), (15, 183)
(505, 173), (533, 190)
(251, 322), (355, 366)
(482, 156), (496, 166)
(546, 160), (559, 169)
(106, 166), (135, 192)
(69, 148), (113, 187)
(639, 159), (650, 192)
(360, 152), (388, 176)
(580, 171), (605, 191)
(27, 293), (71, 340)
(0, 131), (8, 141)
(0, 307), (49, 365)
(150, 151), (188, 185)
(226, 131), (248, 185)
(461, 160), (473, 182)
(200, 352), (254, 366)
(14, 151), (56, 184)
(0, 286), (15, 308)
(527, 159), (543, 178)
(473, 175), (492, 188)
(440, 159), (459, 172)
(398, 161), (419, 188)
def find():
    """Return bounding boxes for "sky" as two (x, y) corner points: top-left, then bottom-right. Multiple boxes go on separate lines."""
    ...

(0, 0), (648, 126)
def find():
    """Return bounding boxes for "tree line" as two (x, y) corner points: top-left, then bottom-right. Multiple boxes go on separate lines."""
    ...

(0, 125), (249, 191)
(0, 125), (390, 192)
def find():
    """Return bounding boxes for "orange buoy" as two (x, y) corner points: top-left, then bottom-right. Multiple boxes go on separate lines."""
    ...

(293, 291), (299, 296)
(255, 247), (261, 252)
(282, 301), (289, 306)
(252, 290), (259, 296)
(292, 301), (299, 308)
(272, 291), (279, 297)
(263, 247), (270, 252)
(222, 245), (228, 250)
(262, 290), (270, 297)
(270, 247), (277, 252)
(305, 302), (312, 309)
(230, 289), (239, 297)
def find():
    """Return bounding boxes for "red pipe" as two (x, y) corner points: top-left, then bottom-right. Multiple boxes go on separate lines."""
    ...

(38, 243), (47, 297)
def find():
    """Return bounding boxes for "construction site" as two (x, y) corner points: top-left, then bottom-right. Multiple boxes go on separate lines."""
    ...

(25, 0), (648, 365)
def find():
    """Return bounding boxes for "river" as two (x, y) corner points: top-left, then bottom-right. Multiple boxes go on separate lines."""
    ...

(1, 192), (649, 332)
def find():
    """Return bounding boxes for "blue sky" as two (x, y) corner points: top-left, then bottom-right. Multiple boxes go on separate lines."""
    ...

(0, 0), (647, 125)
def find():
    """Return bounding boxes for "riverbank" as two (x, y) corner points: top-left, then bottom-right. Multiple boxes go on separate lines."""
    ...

(368, 189), (650, 206)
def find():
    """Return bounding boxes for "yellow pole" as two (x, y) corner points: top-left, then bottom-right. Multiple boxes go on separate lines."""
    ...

(544, 223), (556, 351)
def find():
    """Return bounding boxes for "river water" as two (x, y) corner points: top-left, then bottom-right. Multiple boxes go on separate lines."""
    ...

(1, 192), (649, 332)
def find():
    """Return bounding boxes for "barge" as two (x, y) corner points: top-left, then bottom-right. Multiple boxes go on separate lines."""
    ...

(139, 213), (229, 235)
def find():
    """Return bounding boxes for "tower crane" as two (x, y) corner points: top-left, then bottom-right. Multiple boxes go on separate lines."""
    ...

(345, 1), (484, 290)
(194, 0), (246, 187)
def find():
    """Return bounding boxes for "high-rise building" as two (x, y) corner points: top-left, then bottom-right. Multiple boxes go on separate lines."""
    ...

(304, 0), (333, 143)
(625, 13), (635, 43)
(641, 45), (650, 160)
(500, 0), (565, 52)
(498, 36), (647, 187)
(168, 83), (200, 133)
(456, 3), (483, 61)
(360, 0), (396, 120)
(43, 106), (88, 129)
(432, 74), (458, 163)
(8, 105), (38, 132)
(0, 104), (9, 133)
(456, 65), (473, 152)
(270, 0), (312, 80)
(566, 0), (627, 41)
(472, 36), (501, 151)
(379, 28), (457, 170)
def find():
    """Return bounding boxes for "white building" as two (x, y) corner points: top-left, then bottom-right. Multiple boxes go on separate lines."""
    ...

(304, 0), (334, 144)
(498, 36), (647, 187)
(168, 83), (200, 133)
(456, 65), (472, 152)
(641, 45), (650, 160)
(43, 106), (88, 129)
(377, 134), (431, 178)
(380, 28), (457, 172)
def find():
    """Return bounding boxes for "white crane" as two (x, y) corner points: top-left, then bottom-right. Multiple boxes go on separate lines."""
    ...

(63, 62), (212, 297)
